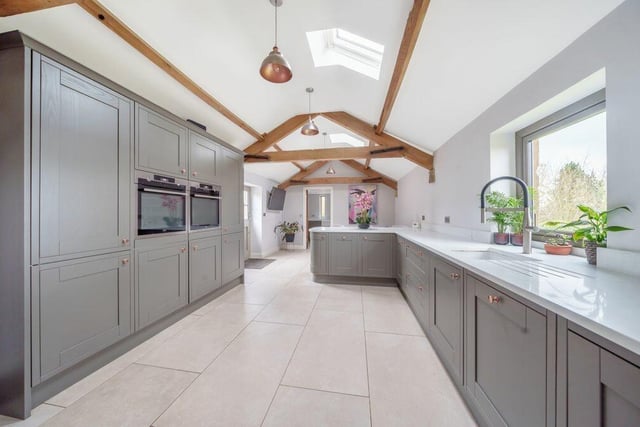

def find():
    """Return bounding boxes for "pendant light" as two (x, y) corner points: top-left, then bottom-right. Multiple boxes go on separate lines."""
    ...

(301, 87), (319, 136)
(323, 133), (336, 175)
(260, 0), (292, 83)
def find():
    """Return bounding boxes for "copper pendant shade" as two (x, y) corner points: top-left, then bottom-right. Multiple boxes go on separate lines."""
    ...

(301, 87), (319, 135)
(260, 0), (292, 83)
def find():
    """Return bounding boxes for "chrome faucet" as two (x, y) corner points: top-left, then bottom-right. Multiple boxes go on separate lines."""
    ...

(480, 176), (534, 254)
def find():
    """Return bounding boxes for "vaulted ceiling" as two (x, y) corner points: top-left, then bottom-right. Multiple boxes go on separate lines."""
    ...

(0, 0), (625, 183)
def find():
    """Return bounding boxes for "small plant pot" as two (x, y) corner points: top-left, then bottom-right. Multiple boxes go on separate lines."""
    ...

(493, 232), (509, 245)
(284, 233), (295, 243)
(544, 244), (572, 255)
(510, 233), (523, 246)
(584, 240), (598, 265)
(358, 223), (370, 230)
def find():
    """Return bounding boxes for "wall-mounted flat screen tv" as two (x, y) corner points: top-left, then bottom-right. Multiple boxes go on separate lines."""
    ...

(267, 187), (286, 211)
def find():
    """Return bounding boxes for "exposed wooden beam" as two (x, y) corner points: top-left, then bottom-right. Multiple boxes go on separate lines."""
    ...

(364, 141), (375, 169)
(321, 111), (433, 170)
(284, 177), (390, 187)
(376, 0), (432, 134)
(273, 143), (305, 171)
(340, 160), (397, 191)
(0, 0), (74, 16)
(278, 161), (328, 189)
(76, 0), (263, 140)
(244, 114), (318, 155)
(244, 146), (404, 163)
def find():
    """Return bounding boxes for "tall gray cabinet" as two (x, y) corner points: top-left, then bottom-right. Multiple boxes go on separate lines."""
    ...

(0, 31), (246, 420)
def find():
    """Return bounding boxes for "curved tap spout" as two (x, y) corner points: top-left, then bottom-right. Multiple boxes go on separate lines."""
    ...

(480, 176), (530, 212)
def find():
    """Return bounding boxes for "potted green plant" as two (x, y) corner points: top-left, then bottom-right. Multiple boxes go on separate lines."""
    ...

(485, 191), (511, 245)
(274, 221), (302, 243)
(558, 204), (633, 265)
(356, 209), (372, 229)
(544, 233), (572, 255)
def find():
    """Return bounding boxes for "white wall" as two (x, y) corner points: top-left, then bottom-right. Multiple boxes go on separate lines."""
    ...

(396, 0), (640, 255)
(244, 171), (282, 257)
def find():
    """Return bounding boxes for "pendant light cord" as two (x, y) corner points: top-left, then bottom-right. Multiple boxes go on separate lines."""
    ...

(274, 2), (278, 47)
(308, 91), (312, 117)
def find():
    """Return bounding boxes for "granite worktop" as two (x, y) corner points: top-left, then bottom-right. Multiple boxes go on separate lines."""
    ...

(310, 226), (640, 356)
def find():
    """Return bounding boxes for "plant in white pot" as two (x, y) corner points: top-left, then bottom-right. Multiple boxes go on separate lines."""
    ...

(557, 205), (632, 265)
(274, 221), (302, 243)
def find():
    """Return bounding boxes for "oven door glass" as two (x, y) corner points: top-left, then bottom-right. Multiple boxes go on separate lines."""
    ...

(138, 191), (186, 235)
(191, 196), (220, 230)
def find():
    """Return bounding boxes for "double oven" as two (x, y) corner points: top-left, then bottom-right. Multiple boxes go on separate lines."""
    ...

(135, 171), (221, 237)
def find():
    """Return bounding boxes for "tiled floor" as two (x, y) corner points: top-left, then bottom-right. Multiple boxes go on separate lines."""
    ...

(0, 250), (476, 427)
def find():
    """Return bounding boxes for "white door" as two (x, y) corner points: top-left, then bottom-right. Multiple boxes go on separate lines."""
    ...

(243, 186), (251, 260)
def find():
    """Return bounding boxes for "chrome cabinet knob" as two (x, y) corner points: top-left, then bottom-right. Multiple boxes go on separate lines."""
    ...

(121, 258), (129, 265)
(341, 236), (346, 240)
(363, 236), (368, 240)
(180, 168), (186, 174)
(450, 272), (460, 280)
(192, 171), (198, 177)
(180, 247), (186, 253)
(121, 238), (129, 245)
(193, 245), (199, 251)
(418, 286), (423, 291)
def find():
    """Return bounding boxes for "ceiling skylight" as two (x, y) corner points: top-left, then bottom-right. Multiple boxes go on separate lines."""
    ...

(306, 28), (384, 80)
(329, 133), (367, 147)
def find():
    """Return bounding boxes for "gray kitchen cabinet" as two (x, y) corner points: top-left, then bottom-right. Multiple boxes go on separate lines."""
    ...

(465, 274), (549, 427)
(31, 253), (132, 385)
(136, 243), (188, 330)
(35, 57), (131, 262)
(136, 104), (188, 178)
(221, 148), (244, 234)
(310, 232), (328, 275)
(189, 236), (222, 302)
(566, 331), (640, 427)
(429, 256), (464, 384)
(222, 232), (244, 284)
(405, 264), (429, 328)
(189, 131), (221, 185)
(396, 237), (405, 285)
(361, 233), (394, 278)
(328, 234), (361, 276)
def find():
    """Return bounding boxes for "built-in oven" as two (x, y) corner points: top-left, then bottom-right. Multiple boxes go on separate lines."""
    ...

(190, 182), (221, 231)
(136, 171), (188, 236)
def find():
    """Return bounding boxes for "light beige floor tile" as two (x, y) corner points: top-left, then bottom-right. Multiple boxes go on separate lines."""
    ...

(277, 284), (323, 301)
(255, 298), (317, 325)
(362, 288), (424, 336)
(282, 310), (369, 396)
(137, 303), (263, 372)
(42, 364), (196, 427)
(315, 284), (363, 313)
(46, 314), (201, 407)
(154, 322), (303, 427)
(0, 404), (63, 427)
(366, 332), (476, 427)
(263, 386), (371, 427)
(218, 282), (285, 305)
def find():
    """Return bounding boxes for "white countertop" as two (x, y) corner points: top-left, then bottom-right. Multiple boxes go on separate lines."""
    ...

(311, 226), (640, 356)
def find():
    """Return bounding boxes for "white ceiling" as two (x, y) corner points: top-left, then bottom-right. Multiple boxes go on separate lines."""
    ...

(0, 0), (625, 184)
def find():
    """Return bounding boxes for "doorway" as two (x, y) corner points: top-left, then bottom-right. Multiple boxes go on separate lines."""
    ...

(243, 186), (251, 260)
(304, 187), (333, 248)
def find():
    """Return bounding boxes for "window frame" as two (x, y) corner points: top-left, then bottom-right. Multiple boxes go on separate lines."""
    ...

(515, 89), (606, 241)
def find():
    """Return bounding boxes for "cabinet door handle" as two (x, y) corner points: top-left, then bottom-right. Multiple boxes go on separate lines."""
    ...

(363, 236), (368, 240)
(341, 236), (346, 240)
(193, 245), (199, 251)
(180, 247), (187, 253)
(192, 171), (198, 177)
(180, 168), (186, 174)
(417, 286), (423, 291)
(488, 295), (502, 304)
(449, 272), (460, 280)
(121, 238), (129, 245)
(121, 258), (129, 265)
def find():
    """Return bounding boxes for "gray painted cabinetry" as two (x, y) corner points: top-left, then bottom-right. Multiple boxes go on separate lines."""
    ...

(361, 233), (394, 278)
(328, 234), (361, 276)
(428, 257), (463, 384)
(136, 105), (188, 178)
(321, 232), (394, 279)
(189, 131), (220, 184)
(222, 232), (244, 284)
(136, 243), (189, 330)
(566, 331), (640, 427)
(402, 241), (429, 328)
(221, 148), (244, 234)
(310, 233), (328, 275)
(34, 56), (132, 263)
(189, 236), (222, 302)
(31, 253), (131, 385)
(465, 274), (549, 427)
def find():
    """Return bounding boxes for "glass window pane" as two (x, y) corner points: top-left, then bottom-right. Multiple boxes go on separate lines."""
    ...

(532, 111), (606, 227)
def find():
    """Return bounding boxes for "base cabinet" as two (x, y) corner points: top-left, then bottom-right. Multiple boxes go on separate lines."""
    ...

(465, 274), (549, 427)
(222, 232), (244, 284)
(31, 253), (132, 385)
(310, 232), (328, 275)
(361, 234), (394, 278)
(189, 236), (222, 302)
(428, 257), (464, 384)
(136, 243), (188, 330)
(324, 233), (394, 278)
(566, 331), (640, 427)
(328, 234), (361, 276)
